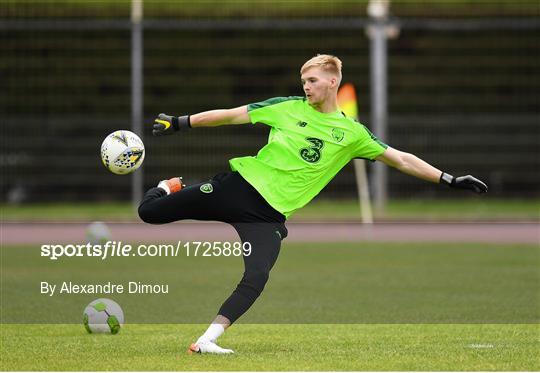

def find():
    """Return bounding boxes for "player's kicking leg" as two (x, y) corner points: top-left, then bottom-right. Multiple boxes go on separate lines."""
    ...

(138, 173), (234, 225)
(137, 177), (186, 224)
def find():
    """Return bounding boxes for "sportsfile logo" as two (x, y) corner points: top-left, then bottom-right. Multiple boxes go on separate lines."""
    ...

(40, 241), (252, 260)
(41, 241), (134, 260)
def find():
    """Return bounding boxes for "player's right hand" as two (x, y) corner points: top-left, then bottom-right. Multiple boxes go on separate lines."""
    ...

(153, 113), (179, 136)
(452, 175), (488, 194)
(440, 172), (488, 194)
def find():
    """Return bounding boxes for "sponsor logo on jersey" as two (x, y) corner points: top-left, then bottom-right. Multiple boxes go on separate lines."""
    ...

(296, 121), (308, 127)
(300, 137), (324, 163)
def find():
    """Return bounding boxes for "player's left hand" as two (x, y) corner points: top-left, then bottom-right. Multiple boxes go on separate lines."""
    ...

(440, 173), (488, 194)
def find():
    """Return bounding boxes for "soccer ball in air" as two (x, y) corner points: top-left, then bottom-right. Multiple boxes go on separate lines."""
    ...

(83, 298), (124, 334)
(101, 130), (145, 175)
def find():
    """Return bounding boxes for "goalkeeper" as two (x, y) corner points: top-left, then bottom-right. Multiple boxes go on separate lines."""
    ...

(138, 54), (488, 354)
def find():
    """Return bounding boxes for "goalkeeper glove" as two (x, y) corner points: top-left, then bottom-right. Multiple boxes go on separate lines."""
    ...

(153, 113), (191, 136)
(440, 172), (488, 194)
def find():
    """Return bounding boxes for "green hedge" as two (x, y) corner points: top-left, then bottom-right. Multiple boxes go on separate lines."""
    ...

(2, 0), (538, 19)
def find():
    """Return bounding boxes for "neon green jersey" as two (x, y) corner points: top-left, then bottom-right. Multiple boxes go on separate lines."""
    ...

(229, 96), (388, 219)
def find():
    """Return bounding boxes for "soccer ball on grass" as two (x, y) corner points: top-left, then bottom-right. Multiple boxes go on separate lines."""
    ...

(83, 298), (124, 334)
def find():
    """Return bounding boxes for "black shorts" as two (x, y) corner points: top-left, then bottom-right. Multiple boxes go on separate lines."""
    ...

(138, 171), (287, 237)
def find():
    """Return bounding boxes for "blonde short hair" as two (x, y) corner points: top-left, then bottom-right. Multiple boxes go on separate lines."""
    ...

(300, 54), (343, 80)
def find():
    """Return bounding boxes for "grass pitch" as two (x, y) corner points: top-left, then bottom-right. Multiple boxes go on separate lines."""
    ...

(2, 242), (538, 324)
(1, 241), (539, 370)
(1, 324), (539, 371)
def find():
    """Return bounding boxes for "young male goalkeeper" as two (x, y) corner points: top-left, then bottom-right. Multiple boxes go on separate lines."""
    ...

(138, 54), (488, 354)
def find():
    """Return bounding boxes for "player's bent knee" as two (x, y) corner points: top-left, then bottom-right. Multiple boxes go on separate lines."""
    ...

(137, 203), (164, 225)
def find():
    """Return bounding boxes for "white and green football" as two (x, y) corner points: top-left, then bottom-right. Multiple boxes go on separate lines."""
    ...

(83, 298), (124, 334)
(100, 130), (145, 175)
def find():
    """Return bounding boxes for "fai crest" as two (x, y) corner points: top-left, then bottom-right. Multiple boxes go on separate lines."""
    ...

(332, 128), (345, 143)
(200, 183), (213, 194)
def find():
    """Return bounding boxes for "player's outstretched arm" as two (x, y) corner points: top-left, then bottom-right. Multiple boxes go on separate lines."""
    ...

(152, 106), (249, 136)
(376, 147), (488, 194)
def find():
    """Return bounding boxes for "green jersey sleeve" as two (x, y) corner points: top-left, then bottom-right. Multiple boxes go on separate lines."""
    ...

(354, 124), (388, 161)
(247, 96), (304, 127)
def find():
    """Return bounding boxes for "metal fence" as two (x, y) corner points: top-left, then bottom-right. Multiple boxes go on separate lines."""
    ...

(1, 16), (539, 203)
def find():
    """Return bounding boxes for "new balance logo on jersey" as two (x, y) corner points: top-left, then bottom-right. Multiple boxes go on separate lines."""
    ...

(296, 121), (308, 127)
